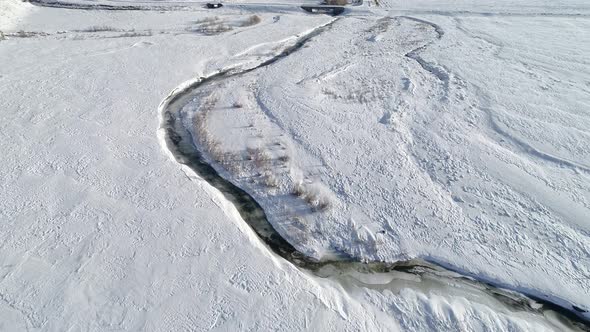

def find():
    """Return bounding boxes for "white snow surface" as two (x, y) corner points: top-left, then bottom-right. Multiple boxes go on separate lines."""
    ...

(0, 0), (589, 331)
(0, 0), (34, 30)
(195, 0), (590, 316)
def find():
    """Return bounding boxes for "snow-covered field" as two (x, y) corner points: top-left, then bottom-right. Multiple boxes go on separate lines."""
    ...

(1, 0), (589, 330)
(195, 0), (590, 313)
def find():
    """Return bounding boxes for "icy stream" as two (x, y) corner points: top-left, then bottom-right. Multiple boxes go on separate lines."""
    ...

(158, 20), (590, 331)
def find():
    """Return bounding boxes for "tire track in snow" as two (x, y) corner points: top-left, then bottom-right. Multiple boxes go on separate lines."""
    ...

(482, 102), (590, 174)
(453, 18), (590, 174)
(402, 16), (452, 101)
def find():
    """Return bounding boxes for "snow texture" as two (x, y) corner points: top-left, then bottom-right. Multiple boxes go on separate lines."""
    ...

(0, 0), (589, 331)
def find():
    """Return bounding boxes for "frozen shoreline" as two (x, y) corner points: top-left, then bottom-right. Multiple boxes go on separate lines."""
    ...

(2, 0), (589, 330)
(181, 6), (590, 319)
(163, 55), (590, 332)
(155, 17), (589, 328)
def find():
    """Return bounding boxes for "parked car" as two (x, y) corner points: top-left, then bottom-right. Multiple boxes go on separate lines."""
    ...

(206, 3), (223, 8)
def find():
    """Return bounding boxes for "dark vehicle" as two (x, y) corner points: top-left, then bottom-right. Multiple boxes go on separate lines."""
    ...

(301, 5), (345, 15)
(206, 3), (223, 8)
